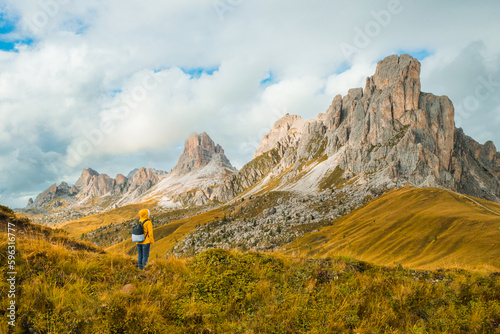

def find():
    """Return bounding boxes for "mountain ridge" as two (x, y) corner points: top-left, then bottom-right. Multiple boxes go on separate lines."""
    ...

(25, 132), (236, 223)
(25, 54), (500, 228)
(211, 54), (499, 204)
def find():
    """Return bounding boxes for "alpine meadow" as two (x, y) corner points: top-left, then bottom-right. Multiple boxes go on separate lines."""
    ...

(1, 1), (500, 333)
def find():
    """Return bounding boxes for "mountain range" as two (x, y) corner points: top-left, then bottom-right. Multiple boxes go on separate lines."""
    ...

(26, 132), (235, 218)
(211, 54), (499, 203)
(25, 54), (500, 228)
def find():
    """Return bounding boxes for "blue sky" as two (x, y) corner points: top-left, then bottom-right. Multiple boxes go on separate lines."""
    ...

(0, 13), (18, 51)
(182, 67), (220, 78)
(0, 13), (33, 51)
(0, 0), (499, 208)
(0, 12), (16, 34)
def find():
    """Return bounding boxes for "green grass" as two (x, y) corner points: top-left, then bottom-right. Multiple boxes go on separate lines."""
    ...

(318, 165), (344, 190)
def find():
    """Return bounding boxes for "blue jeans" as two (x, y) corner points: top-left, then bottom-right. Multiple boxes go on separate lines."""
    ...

(137, 243), (150, 270)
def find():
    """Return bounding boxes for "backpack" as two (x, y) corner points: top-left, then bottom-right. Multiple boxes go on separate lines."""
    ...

(132, 219), (149, 243)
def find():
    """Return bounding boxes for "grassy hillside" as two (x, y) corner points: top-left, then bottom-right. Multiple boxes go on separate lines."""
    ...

(60, 201), (157, 238)
(284, 187), (500, 270)
(108, 206), (229, 258)
(108, 191), (293, 258)
(1, 205), (500, 333)
(109, 187), (500, 272)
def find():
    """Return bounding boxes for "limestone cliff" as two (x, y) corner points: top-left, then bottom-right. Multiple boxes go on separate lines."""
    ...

(171, 132), (235, 175)
(216, 54), (499, 202)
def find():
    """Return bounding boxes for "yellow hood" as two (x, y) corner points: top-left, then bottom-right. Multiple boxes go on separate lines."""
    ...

(139, 209), (150, 222)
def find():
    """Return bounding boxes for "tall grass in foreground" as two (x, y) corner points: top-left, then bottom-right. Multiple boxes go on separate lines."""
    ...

(1, 235), (500, 333)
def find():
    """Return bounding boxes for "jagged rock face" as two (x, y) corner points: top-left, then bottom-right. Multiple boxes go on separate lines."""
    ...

(29, 167), (168, 210)
(321, 54), (456, 188)
(172, 132), (235, 175)
(114, 174), (128, 193)
(122, 168), (165, 197)
(75, 167), (167, 201)
(213, 149), (282, 203)
(452, 129), (500, 201)
(250, 55), (455, 187)
(233, 54), (499, 202)
(74, 168), (99, 190)
(75, 168), (114, 198)
(254, 116), (307, 158)
(142, 132), (238, 207)
(372, 53), (421, 113)
(27, 181), (78, 209)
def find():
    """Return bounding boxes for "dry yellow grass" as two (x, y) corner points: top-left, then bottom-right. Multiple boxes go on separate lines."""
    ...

(3, 204), (500, 333)
(107, 206), (230, 258)
(60, 201), (156, 238)
(284, 187), (500, 271)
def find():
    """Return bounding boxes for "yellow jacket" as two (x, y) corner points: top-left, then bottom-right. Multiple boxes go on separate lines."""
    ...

(137, 209), (154, 245)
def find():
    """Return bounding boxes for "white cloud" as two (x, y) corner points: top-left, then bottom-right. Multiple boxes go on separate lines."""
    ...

(325, 61), (376, 97)
(1, 0), (500, 207)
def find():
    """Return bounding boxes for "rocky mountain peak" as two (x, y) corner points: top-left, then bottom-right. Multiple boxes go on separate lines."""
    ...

(232, 54), (498, 203)
(254, 115), (307, 158)
(27, 181), (78, 209)
(172, 132), (235, 175)
(364, 54), (422, 121)
(115, 174), (128, 186)
(372, 54), (421, 92)
(185, 132), (219, 155)
(75, 168), (100, 190)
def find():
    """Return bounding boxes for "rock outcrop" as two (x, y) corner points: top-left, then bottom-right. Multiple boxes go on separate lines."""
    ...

(114, 167), (167, 205)
(75, 168), (115, 198)
(218, 54), (499, 202)
(141, 132), (238, 207)
(74, 167), (167, 202)
(452, 129), (500, 201)
(320, 54), (456, 188)
(28, 167), (168, 210)
(172, 132), (235, 175)
(27, 181), (78, 209)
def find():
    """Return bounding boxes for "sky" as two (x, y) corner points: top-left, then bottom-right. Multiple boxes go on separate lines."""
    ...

(0, 0), (499, 208)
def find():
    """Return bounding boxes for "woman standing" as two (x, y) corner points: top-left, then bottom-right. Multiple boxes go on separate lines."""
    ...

(137, 209), (154, 270)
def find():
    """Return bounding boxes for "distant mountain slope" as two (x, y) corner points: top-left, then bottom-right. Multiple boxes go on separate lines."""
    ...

(284, 187), (500, 270)
(24, 132), (236, 224)
(171, 131), (235, 175)
(26, 167), (166, 212)
(136, 132), (237, 207)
